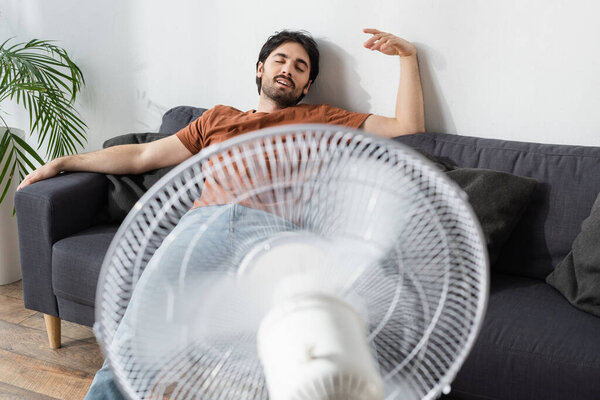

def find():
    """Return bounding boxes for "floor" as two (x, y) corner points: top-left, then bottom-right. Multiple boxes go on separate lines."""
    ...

(0, 280), (104, 400)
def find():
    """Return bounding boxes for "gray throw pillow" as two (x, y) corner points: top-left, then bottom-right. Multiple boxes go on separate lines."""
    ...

(416, 149), (537, 264)
(546, 192), (600, 317)
(447, 168), (537, 264)
(103, 132), (173, 222)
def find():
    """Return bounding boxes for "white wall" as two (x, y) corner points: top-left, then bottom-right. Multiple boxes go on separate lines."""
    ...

(2, 0), (600, 155)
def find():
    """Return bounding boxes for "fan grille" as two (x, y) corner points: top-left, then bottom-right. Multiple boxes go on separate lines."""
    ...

(95, 124), (488, 400)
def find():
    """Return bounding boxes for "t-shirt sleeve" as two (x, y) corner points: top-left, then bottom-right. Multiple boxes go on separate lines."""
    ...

(321, 104), (371, 129)
(175, 112), (208, 154)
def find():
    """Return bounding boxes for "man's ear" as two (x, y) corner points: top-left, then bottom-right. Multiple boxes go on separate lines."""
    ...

(256, 62), (264, 79)
(303, 80), (313, 95)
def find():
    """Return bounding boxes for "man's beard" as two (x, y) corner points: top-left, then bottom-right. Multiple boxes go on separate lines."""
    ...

(261, 76), (303, 108)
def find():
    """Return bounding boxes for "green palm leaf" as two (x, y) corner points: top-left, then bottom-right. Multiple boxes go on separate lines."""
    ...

(0, 127), (44, 204)
(0, 38), (86, 204)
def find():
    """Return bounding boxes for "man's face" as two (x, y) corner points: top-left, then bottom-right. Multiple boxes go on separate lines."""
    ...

(256, 41), (312, 108)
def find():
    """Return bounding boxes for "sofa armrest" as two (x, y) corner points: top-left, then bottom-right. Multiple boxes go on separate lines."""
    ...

(14, 172), (109, 316)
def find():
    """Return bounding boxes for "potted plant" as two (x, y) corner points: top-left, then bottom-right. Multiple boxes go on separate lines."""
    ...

(0, 38), (86, 284)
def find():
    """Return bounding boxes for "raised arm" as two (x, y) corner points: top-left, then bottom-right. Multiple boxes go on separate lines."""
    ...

(360, 28), (425, 138)
(17, 134), (193, 190)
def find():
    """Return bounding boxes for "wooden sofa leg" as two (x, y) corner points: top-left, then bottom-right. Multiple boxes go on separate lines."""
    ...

(44, 314), (61, 349)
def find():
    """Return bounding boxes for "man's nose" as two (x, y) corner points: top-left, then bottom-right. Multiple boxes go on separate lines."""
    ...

(281, 62), (293, 77)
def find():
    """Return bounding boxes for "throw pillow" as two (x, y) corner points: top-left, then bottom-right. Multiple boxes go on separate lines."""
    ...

(446, 168), (537, 264)
(413, 149), (456, 172)
(103, 132), (174, 222)
(414, 149), (537, 265)
(546, 192), (600, 317)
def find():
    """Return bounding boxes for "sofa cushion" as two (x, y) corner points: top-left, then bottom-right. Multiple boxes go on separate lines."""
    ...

(415, 149), (537, 264)
(546, 191), (600, 317)
(394, 132), (600, 280)
(450, 273), (600, 400)
(101, 132), (177, 222)
(159, 106), (207, 134)
(103, 132), (171, 147)
(52, 224), (120, 307)
(446, 168), (537, 264)
(100, 106), (208, 222)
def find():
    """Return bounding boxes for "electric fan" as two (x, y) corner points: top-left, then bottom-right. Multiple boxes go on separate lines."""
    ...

(94, 124), (489, 400)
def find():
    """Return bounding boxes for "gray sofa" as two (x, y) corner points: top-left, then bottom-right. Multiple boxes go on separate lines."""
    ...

(15, 106), (600, 399)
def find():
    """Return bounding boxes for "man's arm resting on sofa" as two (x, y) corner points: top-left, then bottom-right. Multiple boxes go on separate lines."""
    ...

(17, 134), (193, 190)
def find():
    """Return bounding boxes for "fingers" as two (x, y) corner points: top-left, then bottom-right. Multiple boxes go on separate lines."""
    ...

(16, 171), (38, 190)
(364, 33), (385, 49)
(373, 38), (391, 52)
(363, 28), (416, 57)
(16, 179), (28, 191)
(364, 34), (393, 51)
(363, 28), (393, 47)
(16, 175), (32, 191)
(363, 35), (380, 49)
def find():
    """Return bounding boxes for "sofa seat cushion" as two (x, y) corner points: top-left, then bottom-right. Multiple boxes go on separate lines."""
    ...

(52, 224), (120, 307)
(451, 273), (600, 400)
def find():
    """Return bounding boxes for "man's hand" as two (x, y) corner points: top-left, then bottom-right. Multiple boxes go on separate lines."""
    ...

(363, 28), (416, 57)
(17, 161), (63, 191)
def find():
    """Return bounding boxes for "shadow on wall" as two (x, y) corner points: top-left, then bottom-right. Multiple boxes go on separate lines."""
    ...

(135, 90), (171, 131)
(302, 39), (371, 113)
(413, 42), (456, 134)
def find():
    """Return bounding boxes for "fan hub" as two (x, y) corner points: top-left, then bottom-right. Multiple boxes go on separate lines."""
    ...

(257, 292), (384, 400)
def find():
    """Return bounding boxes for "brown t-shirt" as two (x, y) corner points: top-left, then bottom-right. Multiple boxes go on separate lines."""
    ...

(176, 103), (371, 154)
(175, 103), (371, 209)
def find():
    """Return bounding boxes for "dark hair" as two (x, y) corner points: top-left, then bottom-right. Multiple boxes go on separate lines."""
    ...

(255, 30), (320, 103)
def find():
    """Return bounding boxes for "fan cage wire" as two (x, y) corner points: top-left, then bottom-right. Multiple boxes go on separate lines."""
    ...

(94, 124), (489, 400)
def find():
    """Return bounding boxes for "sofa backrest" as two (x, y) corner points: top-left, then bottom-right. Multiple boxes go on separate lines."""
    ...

(394, 132), (600, 280)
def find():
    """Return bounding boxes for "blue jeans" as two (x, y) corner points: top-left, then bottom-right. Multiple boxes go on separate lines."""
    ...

(85, 204), (296, 399)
